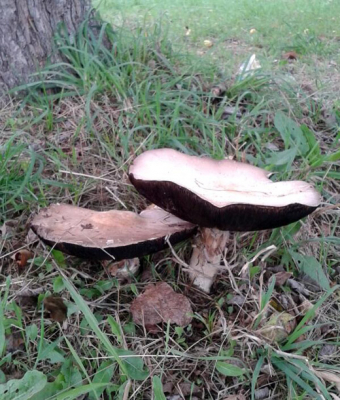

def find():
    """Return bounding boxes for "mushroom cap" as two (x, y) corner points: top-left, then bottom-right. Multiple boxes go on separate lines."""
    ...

(129, 148), (321, 231)
(31, 204), (196, 260)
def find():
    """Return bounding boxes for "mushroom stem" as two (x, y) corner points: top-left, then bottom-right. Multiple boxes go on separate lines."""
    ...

(189, 228), (229, 292)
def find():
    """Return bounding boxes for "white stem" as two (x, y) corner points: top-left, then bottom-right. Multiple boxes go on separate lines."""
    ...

(189, 228), (229, 292)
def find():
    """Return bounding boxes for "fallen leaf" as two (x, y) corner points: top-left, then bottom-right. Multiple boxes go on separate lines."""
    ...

(282, 51), (298, 60)
(270, 271), (292, 286)
(12, 250), (34, 270)
(259, 312), (296, 343)
(0, 220), (17, 237)
(298, 298), (315, 315)
(106, 258), (139, 279)
(5, 332), (25, 354)
(130, 282), (192, 330)
(16, 288), (43, 308)
(43, 296), (67, 322)
(26, 228), (38, 243)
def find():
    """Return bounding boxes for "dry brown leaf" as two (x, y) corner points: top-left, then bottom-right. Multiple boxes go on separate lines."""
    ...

(5, 332), (25, 354)
(282, 51), (298, 60)
(44, 296), (67, 322)
(12, 249), (33, 270)
(130, 282), (192, 330)
(272, 271), (292, 286)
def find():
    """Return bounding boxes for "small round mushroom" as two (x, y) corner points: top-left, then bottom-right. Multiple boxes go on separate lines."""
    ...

(31, 204), (196, 261)
(129, 148), (321, 292)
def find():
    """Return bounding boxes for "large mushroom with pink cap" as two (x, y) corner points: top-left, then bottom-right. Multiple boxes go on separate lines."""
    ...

(129, 148), (321, 292)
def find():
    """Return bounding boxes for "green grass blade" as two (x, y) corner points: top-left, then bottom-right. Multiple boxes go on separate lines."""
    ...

(62, 277), (128, 375)
(152, 376), (166, 400)
(251, 355), (264, 400)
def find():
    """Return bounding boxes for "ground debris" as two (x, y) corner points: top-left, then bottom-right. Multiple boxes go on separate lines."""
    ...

(314, 370), (340, 392)
(163, 376), (199, 397)
(104, 257), (140, 280)
(319, 344), (338, 360)
(287, 279), (310, 296)
(43, 296), (67, 323)
(269, 271), (292, 286)
(227, 294), (246, 307)
(282, 51), (298, 61)
(254, 387), (270, 400)
(16, 287), (43, 308)
(258, 311), (296, 343)
(0, 219), (17, 238)
(5, 332), (25, 354)
(130, 282), (193, 331)
(221, 394), (246, 400)
(12, 249), (34, 271)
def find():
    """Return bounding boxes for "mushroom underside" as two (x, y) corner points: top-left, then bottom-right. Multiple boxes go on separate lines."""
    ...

(129, 177), (318, 231)
(129, 149), (320, 292)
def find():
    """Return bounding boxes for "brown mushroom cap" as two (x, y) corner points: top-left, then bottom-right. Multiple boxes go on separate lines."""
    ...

(129, 149), (321, 231)
(31, 204), (196, 260)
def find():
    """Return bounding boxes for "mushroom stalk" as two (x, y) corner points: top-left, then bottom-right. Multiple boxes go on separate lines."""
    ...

(189, 228), (229, 292)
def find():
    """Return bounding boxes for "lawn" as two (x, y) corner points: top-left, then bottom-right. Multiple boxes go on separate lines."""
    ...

(0, 0), (340, 399)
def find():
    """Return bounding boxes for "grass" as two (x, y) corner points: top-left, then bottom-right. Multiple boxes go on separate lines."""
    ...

(94, 0), (340, 102)
(1, 0), (340, 399)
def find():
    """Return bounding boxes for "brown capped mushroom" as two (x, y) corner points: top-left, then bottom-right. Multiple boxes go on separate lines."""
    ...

(31, 204), (196, 261)
(129, 148), (321, 292)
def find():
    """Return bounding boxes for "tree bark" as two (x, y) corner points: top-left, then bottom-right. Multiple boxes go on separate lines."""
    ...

(0, 0), (91, 95)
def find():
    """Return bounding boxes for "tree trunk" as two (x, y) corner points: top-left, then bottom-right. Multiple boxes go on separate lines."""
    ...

(0, 0), (91, 95)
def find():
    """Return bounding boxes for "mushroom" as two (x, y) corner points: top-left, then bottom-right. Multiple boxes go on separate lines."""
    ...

(31, 204), (196, 265)
(129, 148), (321, 292)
